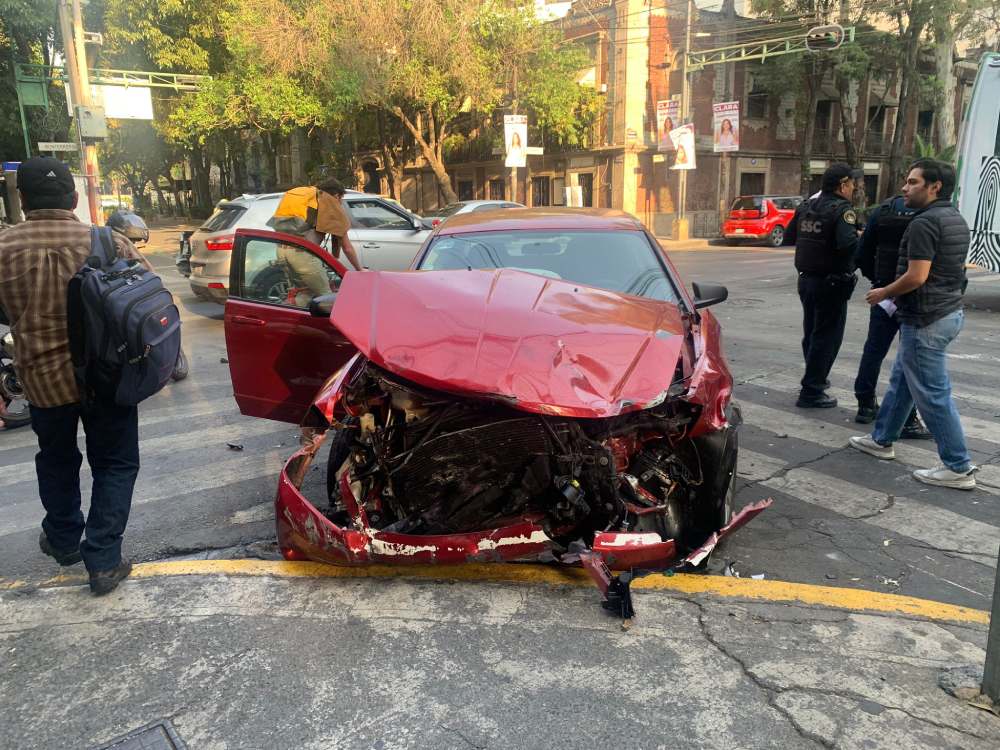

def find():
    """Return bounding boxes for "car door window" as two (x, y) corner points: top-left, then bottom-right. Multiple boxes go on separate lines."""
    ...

(344, 200), (412, 230)
(241, 237), (341, 309)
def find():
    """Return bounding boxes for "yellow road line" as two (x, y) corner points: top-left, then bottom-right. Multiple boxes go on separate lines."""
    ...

(1, 558), (989, 625)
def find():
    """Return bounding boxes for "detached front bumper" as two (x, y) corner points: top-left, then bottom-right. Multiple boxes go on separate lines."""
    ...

(275, 433), (770, 571)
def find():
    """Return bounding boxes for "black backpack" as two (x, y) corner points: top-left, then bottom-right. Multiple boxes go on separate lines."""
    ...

(67, 227), (181, 406)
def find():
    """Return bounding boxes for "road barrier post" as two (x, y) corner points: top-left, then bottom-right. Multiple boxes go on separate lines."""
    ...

(983, 541), (1000, 702)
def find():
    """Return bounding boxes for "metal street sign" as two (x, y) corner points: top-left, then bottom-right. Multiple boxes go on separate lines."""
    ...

(37, 141), (78, 152)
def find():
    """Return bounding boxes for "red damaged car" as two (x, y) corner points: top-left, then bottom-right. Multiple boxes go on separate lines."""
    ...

(224, 209), (767, 573)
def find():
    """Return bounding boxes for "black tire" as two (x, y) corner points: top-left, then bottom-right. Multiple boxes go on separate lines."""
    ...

(171, 349), (189, 381)
(251, 265), (292, 304)
(325, 419), (356, 503)
(768, 225), (785, 247)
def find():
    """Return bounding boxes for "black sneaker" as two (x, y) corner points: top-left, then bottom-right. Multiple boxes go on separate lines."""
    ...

(796, 393), (838, 408)
(38, 531), (82, 566)
(901, 413), (933, 440)
(855, 396), (879, 424)
(89, 560), (133, 596)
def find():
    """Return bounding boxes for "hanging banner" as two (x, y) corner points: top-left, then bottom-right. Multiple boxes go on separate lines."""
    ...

(504, 114), (528, 168)
(713, 101), (740, 152)
(669, 124), (696, 170)
(656, 100), (680, 152)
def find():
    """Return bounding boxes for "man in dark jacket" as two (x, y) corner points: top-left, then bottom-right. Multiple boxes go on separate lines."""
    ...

(852, 196), (931, 438)
(786, 163), (859, 408)
(849, 160), (975, 490)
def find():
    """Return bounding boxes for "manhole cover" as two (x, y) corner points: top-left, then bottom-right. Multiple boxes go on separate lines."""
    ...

(727, 298), (765, 307)
(92, 720), (187, 750)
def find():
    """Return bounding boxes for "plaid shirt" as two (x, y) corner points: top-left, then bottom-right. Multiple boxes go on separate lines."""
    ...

(0, 210), (143, 407)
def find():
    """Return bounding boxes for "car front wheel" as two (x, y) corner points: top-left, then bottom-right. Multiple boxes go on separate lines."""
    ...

(768, 225), (785, 247)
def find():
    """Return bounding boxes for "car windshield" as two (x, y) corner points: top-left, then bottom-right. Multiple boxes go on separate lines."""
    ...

(420, 229), (678, 302)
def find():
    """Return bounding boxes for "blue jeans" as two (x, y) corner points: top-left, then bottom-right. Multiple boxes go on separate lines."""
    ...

(30, 401), (140, 572)
(872, 310), (971, 472)
(854, 303), (899, 400)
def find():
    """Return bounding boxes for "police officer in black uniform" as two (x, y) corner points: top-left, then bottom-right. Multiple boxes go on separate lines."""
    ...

(785, 163), (860, 408)
(852, 195), (931, 437)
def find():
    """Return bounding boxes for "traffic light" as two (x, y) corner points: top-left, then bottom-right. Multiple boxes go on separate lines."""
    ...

(806, 25), (846, 52)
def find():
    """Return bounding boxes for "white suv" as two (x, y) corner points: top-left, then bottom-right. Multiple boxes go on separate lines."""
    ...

(188, 190), (430, 303)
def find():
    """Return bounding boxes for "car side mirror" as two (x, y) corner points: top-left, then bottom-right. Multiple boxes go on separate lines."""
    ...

(308, 293), (337, 318)
(411, 217), (423, 231)
(692, 281), (728, 310)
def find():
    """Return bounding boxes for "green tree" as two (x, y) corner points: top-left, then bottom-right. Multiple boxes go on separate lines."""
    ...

(229, 0), (598, 203)
(0, 0), (73, 161)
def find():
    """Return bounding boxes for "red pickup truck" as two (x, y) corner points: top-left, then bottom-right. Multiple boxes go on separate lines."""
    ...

(722, 195), (803, 247)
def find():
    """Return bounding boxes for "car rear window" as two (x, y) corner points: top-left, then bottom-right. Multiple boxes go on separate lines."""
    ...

(731, 197), (762, 211)
(242, 196), (282, 228)
(420, 230), (678, 303)
(200, 204), (247, 232)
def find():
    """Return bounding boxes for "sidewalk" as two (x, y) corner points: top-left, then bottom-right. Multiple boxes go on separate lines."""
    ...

(1, 561), (997, 749)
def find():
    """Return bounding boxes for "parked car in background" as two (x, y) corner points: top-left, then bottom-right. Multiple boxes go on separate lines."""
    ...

(189, 190), (430, 302)
(721, 195), (802, 247)
(422, 199), (525, 227)
(221, 208), (768, 572)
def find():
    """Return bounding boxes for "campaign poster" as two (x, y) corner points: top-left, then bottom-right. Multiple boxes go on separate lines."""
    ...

(669, 124), (696, 170)
(712, 101), (740, 153)
(504, 114), (528, 168)
(656, 100), (680, 152)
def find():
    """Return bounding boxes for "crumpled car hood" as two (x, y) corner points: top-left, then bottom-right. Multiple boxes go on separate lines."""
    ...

(331, 268), (686, 418)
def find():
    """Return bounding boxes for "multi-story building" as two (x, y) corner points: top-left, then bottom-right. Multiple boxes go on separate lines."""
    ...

(364, 0), (979, 236)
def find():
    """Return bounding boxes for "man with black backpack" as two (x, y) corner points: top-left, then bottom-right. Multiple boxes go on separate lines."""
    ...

(0, 158), (149, 595)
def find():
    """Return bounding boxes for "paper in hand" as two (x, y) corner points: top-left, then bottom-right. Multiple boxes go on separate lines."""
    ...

(878, 298), (897, 317)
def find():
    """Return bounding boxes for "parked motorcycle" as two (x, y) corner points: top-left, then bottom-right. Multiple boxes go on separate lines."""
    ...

(0, 330), (30, 429)
(176, 230), (194, 278)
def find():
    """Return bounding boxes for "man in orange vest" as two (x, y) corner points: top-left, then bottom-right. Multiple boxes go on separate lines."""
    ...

(269, 178), (363, 272)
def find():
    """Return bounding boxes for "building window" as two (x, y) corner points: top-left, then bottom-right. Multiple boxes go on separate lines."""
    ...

(866, 105), (888, 154)
(863, 174), (879, 204)
(867, 105), (886, 135)
(532, 176), (551, 207)
(488, 178), (505, 200)
(739, 172), (766, 196)
(578, 173), (594, 207)
(458, 180), (474, 201)
(746, 73), (768, 120)
(917, 110), (934, 142)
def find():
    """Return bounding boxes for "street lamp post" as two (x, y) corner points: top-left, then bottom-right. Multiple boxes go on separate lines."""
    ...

(673, 0), (694, 241)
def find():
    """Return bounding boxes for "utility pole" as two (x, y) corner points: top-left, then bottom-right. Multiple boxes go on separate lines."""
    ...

(58, 0), (102, 225)
(674, 0), (694, 241)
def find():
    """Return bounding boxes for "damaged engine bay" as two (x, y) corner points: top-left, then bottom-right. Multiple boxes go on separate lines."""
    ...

(321, 360), (738, 559)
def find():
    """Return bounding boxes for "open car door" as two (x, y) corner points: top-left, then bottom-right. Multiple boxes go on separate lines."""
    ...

(224, 228), (355, 423)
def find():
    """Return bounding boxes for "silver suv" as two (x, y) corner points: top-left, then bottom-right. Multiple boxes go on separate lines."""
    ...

(188, 190), (430, 303)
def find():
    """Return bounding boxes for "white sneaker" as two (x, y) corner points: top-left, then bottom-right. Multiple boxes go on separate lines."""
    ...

(913, 465), (977, 490)
(848, 435), (895, 460)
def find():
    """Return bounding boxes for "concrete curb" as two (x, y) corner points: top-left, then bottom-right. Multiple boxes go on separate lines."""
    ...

(1, 559), (988, 626)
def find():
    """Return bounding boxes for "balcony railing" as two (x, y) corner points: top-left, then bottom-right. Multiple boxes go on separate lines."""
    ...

(865, 132), (887, 155)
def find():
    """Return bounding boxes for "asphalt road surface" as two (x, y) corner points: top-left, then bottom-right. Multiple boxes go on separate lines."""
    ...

(2, 235), (998, 611)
